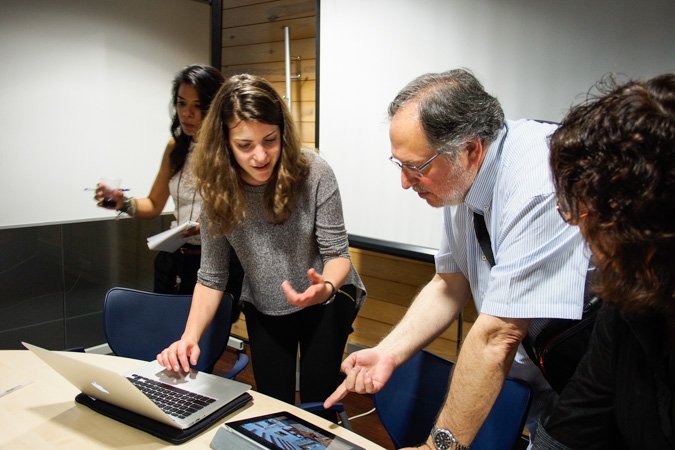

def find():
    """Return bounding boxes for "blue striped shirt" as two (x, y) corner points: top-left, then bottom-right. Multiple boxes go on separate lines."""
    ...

(435, 119), (592, 424)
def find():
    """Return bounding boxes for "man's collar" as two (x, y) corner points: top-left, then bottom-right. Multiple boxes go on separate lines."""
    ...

(464, 123), (509, 215)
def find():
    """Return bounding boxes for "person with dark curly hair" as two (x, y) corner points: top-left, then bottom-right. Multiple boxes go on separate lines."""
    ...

(533, 74), (675, 449)
(157, 74), (366, 416)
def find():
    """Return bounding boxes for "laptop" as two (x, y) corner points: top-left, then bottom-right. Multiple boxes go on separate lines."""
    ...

(22, 342), (252, 430)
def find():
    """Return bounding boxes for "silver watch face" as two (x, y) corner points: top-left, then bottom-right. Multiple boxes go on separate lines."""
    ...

(432, 427), (454, 450)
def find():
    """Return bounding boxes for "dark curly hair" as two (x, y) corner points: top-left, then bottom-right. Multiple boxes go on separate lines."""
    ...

(550, 73), (675, 315)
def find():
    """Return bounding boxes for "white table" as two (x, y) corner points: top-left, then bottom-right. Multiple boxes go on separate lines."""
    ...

(0, 350), (384, 449)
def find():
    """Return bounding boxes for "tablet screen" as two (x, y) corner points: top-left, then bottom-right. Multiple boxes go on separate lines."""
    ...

(226, 411), (365, 450)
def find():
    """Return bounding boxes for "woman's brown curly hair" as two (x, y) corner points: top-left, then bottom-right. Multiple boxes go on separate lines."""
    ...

(550, 74), (675, 315)
(191, 74), (309, 235)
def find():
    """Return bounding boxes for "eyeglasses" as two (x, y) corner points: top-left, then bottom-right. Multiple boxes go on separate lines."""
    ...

(556, 201), (589, 225)
(389, 153), (440, 178)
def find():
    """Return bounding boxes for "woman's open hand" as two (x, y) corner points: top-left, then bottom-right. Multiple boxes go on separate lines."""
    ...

(282, 268), (333, 308)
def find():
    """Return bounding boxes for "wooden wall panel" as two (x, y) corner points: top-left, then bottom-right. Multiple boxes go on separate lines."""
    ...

(296, 120), (315, 147)
(222, 16), (315, 47)
(231, 316), (248, 339)
(222, 60), (316, 82)
(221, 38), (315, 66)
(359, 274), (424, 306)
(222, 0), (315, 28)
(221, 0), (316, 147)
(358, 298), (470, 344)
(270, 80), (315, 101)
(223, 0), (270, 8)
(348, 247), (469, 362)
(286, 102), (314, 123)
(350, 248), (436, 290)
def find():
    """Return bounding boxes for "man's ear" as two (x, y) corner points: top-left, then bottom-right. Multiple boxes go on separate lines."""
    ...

(465, 138), (485, 168)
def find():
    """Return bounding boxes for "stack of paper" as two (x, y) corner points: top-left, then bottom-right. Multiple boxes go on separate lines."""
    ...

(147, 221), (198, 252)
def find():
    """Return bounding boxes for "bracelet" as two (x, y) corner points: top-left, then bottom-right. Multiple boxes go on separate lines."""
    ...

(128, 198), (137, 216)
(322, 280), (337, 305)
(117, 196), (136, 217)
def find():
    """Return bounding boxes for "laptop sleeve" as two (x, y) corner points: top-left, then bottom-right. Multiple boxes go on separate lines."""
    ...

(75, 392), (253, 445)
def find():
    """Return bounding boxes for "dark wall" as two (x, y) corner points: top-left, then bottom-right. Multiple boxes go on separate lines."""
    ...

(0, 216), (172, 350)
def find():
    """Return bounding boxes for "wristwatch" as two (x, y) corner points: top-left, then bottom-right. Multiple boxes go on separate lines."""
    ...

(430, 425), (470, 450)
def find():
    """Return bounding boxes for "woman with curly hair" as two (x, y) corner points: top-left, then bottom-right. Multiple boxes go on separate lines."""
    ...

(534, 74), (675, 449)
(157, 74), (366, 414)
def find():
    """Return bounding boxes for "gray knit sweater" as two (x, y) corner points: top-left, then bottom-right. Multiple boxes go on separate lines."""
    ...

(197, 149), (366, 316)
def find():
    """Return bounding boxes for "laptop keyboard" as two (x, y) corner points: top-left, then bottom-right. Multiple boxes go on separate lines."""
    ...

(127, 374), (216, 419)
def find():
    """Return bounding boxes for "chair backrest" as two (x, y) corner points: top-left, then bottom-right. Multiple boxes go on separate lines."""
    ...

(373, 349), (532, 450)
(103, 287), (233, 373)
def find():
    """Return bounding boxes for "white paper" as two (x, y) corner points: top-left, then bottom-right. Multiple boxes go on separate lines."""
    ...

(147, 221), (198, 252)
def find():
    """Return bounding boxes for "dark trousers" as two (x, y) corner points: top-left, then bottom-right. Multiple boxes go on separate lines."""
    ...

(242, 286), (359, 413)
(154, 247), (245, 321)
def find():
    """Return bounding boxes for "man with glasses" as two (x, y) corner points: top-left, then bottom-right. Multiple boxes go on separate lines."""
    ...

(325, 69), (591, 449)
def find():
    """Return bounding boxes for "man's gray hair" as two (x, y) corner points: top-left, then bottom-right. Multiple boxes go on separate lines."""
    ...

(388, 69), (505, 158)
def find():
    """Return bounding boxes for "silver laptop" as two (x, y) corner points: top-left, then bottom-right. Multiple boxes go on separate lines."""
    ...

(23, 342), (251, 430)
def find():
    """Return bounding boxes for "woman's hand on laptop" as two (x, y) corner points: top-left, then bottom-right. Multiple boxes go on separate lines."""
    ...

(157, 339), (200, 373)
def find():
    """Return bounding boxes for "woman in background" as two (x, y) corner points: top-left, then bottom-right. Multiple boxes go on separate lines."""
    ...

(534, 74), (675, 449)
(157, 74), (366, 417)
(95, 64), (243, 301)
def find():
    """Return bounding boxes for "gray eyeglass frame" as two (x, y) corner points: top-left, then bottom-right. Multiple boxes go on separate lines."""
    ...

(388, 152), (440, 177)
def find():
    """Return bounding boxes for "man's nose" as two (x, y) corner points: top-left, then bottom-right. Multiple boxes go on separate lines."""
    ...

(400, 169), (416, 190)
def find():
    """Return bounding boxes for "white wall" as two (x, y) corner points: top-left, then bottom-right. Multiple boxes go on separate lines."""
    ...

(0, 0), (210, 229)
(319, 0), (675, 249)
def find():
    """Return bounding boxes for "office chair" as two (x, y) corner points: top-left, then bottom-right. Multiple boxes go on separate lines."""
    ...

(103, 287), (248, 378)
(373, 349), (532, 450)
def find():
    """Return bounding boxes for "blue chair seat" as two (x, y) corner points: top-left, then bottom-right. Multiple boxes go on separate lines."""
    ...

(103, 287), (247, 378)
(373, 349), (532, 450)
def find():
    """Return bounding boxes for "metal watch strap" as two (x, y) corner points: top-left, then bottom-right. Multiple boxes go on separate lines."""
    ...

(431, 425), (470, 450)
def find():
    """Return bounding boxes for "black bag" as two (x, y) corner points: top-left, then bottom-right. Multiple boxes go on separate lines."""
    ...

(522, 296), (600, 393)
(473, 212), (600, 393)
(75, 392), (252, 444)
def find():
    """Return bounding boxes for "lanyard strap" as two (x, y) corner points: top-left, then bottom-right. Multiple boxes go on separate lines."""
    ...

(473, 212), (495, 266)
(471, 124), (508, 267)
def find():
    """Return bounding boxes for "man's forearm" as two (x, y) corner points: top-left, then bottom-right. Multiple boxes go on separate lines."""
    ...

(378, 273), (470, 366)
(430, 313), (528, 447)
